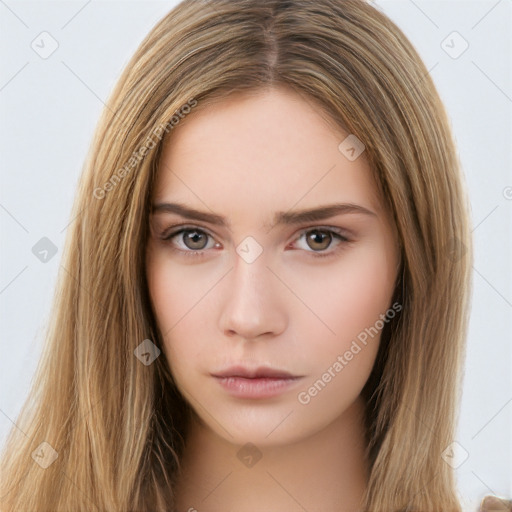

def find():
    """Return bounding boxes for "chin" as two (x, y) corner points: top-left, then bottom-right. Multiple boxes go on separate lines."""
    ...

(195, 404), (325, 448)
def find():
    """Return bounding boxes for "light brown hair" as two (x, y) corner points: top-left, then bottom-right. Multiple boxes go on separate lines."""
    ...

(1, 1), (473, 510)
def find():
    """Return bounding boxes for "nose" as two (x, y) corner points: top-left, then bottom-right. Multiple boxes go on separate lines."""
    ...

(218, 250), (287, 342)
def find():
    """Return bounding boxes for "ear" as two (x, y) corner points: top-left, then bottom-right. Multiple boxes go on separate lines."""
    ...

(479, 495), (512, 512)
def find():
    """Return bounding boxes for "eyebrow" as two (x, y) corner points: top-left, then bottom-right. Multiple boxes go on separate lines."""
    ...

(151, 201), (377, 229)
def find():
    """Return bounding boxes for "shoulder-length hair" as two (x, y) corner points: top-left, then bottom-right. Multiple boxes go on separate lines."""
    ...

(1, 1), (472, 510)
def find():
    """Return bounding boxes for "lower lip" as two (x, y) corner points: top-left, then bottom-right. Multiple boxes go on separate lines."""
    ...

(213, 376), (303, 399)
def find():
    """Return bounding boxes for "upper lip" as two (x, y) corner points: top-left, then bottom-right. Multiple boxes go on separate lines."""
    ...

(212, 365), (300, 379)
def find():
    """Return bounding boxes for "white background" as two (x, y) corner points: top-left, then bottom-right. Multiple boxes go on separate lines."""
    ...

(1, 1), (511, 510)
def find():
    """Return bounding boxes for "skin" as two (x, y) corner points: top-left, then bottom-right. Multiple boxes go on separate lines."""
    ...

(146, 85), (401, 511)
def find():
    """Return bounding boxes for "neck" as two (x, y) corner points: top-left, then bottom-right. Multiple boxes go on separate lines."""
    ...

(175, 395), (369, 512)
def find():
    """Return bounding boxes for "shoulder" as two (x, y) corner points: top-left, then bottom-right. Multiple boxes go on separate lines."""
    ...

(479, 495), (512, 511)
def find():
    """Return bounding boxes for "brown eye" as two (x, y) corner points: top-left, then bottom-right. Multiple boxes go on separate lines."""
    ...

(181, 229), (209, 250)
(163, 227), (215, 253)
(292, 227), (349, 258)
(305, 229), (334, 251)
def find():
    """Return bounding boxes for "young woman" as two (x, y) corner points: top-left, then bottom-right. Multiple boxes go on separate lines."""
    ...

(1, 0), (489, 510)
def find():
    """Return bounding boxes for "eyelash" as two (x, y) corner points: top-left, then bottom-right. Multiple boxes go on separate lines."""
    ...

(160, 224), (351, 260)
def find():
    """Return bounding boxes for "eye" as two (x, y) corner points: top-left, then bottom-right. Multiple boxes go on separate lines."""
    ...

(162, 226), (218, 256)
(292, 227), (350, 258)
(159, 225), (350, 259)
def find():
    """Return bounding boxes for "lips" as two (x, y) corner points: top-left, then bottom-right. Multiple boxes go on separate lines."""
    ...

(211, 365), (300, 379)
(211, 365), (304, 399)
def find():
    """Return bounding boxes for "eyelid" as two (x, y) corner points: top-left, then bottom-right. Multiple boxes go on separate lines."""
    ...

(160, 224), (216, 242)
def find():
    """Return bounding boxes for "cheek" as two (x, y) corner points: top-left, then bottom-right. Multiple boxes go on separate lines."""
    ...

(146, 246), (210, 332)
(340, 255), (394, 330)
(295, 249), (395, 410)
(293, 245), (397, 350)
(146, 250), (217, 379)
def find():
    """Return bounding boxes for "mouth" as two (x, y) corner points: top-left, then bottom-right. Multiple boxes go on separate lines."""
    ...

(211, 365), (301, 379)
(211, 365), (304, 399)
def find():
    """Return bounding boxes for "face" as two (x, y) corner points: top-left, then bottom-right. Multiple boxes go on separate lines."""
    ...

(146, 86), (400, 447)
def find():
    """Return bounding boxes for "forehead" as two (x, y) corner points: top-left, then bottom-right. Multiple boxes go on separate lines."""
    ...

(153, 87), (384, 219)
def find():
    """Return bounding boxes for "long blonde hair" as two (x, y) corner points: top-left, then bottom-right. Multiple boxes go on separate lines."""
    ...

(1, 1), (473, 510)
